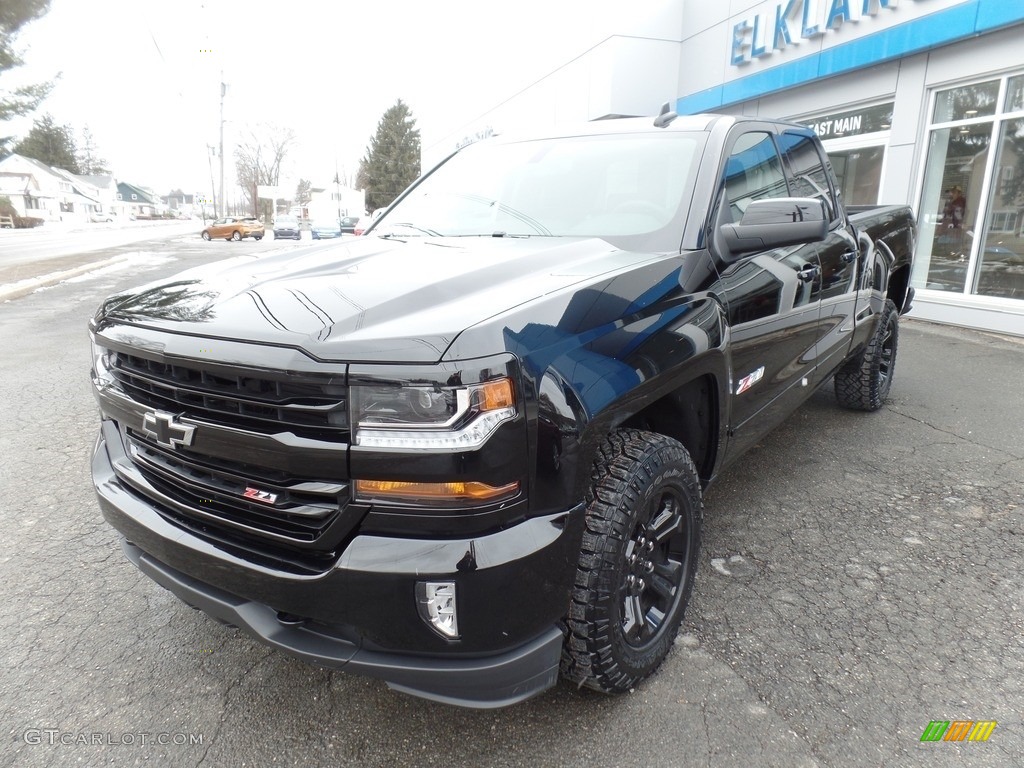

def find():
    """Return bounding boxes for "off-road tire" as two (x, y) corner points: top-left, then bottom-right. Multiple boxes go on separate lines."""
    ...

(561, 429), (702, 694)
(834, 298), (899, 411)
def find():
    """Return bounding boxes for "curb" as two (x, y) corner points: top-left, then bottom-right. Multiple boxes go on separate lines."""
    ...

(0, 254), (130, 302)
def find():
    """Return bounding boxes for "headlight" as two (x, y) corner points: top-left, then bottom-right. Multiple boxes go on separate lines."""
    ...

(351, 377), (516, 452)
(90, 337), (114, 388)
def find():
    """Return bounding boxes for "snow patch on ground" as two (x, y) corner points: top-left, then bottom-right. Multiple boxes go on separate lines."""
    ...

(63, 253), (174, 284)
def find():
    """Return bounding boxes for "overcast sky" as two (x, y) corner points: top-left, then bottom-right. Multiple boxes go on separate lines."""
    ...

(10, 0), (634, 198)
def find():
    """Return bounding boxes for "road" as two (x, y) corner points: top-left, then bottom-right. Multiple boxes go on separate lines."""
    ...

(1, 230), (1022, 767)
(0, 220), (200, 272)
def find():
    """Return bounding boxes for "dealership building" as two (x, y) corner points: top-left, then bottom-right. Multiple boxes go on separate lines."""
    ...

(425, 0), (1024, 336)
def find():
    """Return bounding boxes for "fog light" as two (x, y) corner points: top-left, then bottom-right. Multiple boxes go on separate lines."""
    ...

(416, 581), (459, 641)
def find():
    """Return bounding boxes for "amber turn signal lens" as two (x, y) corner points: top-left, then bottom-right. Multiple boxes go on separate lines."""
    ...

(477, 378), (515, 411)
(355, 479), (520, 502)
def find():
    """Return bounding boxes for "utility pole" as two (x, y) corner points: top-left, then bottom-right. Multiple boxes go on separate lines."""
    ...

(218, 76), (226, 220)
(207, 144), (217, 220)
(334, 161), (341, 222)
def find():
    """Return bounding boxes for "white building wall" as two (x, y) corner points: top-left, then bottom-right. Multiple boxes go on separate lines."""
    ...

(422, 0), (686, 169)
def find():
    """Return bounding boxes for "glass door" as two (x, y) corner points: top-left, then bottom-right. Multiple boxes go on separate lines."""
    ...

(914, 74), (1024, 300)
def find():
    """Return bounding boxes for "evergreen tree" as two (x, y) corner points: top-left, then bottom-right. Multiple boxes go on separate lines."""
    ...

(0, 0), (54, 157)
(358, 99), (421, 210)
(295, 178), (312, 206)
(14, 113), (79, 172)
(77, 126), (109, 174)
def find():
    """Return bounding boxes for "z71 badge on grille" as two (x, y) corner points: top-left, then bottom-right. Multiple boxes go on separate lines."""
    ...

(243, 487), (278, 504)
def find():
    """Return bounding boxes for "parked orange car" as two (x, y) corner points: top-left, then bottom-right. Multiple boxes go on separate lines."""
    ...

(200, 216), (264, 241)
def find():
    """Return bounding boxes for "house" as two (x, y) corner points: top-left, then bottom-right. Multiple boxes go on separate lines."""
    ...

(81, 174), (123, 218)
(50, 167), (104, 223)
(0, 154), (124, 224)
(304, 181), (365, 222)
(117, 181), (159, 217)
(162, 190), (198, 219)
(0, 153), (66, 222)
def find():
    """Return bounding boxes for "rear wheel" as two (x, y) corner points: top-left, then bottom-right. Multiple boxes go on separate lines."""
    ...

(834, 298), (899, 411)
(561, 429), (702, 693)
(231, 230), (242, 241)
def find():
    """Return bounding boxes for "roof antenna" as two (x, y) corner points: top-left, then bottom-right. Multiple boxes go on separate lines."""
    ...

(653, 101), (678, 128)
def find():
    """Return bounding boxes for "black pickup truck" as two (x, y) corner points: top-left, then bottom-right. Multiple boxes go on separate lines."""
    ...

(89, 113), (915, 708)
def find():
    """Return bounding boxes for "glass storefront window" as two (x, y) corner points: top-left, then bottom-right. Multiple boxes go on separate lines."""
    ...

(932, 80), (999, 123)
(913, 124), (992, 292)
(916, 72), (1024, 304)
(976, 118), (1024, 299)
(1006, 76), (1024, 113)
(829, 146), (885, 206)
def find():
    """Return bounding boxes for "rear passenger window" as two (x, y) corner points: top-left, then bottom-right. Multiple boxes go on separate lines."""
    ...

(779, 131), (840, 223)
(722, 132), (788, 222)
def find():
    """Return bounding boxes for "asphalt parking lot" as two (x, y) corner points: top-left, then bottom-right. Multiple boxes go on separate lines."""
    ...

(0, 247), (1022, 767)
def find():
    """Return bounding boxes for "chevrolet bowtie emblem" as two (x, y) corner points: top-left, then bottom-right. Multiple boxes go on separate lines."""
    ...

(142, 411), (196, 449)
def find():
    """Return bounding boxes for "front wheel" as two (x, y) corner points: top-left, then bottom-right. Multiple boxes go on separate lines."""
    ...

(561, 429), (702, 694)
(231, 230), (242, 241)
(834, 298), (899, 411)
(201, 231), (211, 241)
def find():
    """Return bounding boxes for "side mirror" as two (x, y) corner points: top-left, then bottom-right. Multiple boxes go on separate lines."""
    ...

(720, 197), (828, 257)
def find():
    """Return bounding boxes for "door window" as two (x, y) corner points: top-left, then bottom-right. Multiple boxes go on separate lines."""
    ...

(828, 145), (885, 206)
(722, 131), (789, 222)
(778, 131), (840, 223)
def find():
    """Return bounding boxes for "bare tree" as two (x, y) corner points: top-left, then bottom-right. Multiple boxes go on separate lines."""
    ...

(234, 124), (295, 218)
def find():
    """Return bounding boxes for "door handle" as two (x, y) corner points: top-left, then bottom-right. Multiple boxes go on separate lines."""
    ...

(841, 250), (858, 264)
(797, 265), (820, 282)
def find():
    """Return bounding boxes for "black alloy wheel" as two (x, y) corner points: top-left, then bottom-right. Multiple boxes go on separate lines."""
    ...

(561, 429), (702, 694)
(834, 298), (899, 411)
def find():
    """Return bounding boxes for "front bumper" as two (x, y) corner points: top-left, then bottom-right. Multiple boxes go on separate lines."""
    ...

(92, 424), (580, 708)
(121, 539), (563, 707)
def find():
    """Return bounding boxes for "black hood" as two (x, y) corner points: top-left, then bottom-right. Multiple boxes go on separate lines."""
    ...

(97, 236), (668, 362)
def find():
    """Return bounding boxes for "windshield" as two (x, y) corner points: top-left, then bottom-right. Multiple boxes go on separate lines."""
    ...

(374, 131), (706, 251)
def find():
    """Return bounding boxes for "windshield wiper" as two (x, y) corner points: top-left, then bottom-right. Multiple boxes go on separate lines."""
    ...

(379, 222), (444, 238)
